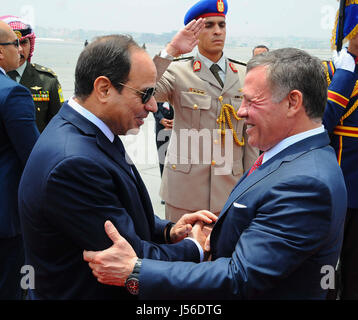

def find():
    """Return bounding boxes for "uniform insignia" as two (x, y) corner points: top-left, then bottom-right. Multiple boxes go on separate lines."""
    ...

(189, 88), (205, 95)
(31, 86), (42, 91)
(32, 91), (50, 102)
(229, 62), (238, 73)
(193, 61), (202, 72)
(217, 0), (225, 13)
(58, 86), (64, 103)
(14, 30), (22, 39)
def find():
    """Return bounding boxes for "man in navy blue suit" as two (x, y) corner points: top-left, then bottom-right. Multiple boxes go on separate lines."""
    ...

(0, 20), (39, 299)
(18, 34), (216, 299)
(84, 47), (348, 300)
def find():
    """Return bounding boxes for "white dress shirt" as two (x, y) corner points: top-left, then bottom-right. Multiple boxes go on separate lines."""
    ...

(262, 125), (326, 164)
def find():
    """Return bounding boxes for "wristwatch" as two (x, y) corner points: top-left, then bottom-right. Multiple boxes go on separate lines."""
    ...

(125, 258), (142, 295)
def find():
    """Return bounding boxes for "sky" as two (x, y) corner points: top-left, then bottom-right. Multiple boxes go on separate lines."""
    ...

(0, 0), (340, 39)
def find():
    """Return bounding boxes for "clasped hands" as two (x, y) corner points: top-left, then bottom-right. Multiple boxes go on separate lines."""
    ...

(83, 210), (217, 287)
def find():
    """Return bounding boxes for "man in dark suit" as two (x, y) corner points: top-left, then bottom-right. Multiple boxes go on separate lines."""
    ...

(1, 15), (64, 132)
(84, 48), (348, 300)
(18, 34), (216, 299)
(0, 20), (39, 299)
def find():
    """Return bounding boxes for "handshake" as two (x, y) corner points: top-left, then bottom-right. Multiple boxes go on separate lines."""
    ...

(83, 210), (217, 287)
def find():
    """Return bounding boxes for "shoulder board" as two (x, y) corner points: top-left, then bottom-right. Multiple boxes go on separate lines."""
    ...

(173, 56), (194, 62)
(31, 63), (58, 77)
(228, 58), (247, 67)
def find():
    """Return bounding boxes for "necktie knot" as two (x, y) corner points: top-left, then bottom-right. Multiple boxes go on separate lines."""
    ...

(210, 63), (224, 88)
(7, 70), (19, 82)
(247, 153), (264, 176)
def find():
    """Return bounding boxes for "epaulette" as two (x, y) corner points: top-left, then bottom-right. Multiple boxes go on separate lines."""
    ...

(173, 56), (194, 62)
(32, 63), (58, 78)
(228, 58), (247, 67)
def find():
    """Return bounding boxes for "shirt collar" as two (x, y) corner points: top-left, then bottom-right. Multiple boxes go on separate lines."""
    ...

(263, 125), (325, 164)
(0, 66), (5, 75)
(198, 51), (226, 73)
(16, 61), (27, 78)
(68, 96), (115, 142)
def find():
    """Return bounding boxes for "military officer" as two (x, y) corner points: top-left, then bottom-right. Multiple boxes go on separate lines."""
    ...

(153, 0), (259, 222)
(2, 15), (64, 132)
(323, 2), (358, 299)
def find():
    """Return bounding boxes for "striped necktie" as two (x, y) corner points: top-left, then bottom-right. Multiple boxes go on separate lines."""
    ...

(247, 153), (264, 176)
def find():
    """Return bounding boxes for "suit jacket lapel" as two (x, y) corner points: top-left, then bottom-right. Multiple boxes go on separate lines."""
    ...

(219, 132), (331, 218)
(59, 103), (136, 183)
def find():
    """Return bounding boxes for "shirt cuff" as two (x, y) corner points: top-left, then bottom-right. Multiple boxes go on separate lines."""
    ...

(184, 238), (204, 262)
(159, 48), (174, 60)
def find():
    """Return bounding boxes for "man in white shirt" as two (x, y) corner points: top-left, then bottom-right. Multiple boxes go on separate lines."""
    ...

(84, 47), (348, 300)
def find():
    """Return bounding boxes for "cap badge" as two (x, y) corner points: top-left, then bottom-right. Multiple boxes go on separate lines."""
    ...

(14, 30), (22, 39)
(217, 0), (225, 13)
(193, 60), (202, 72)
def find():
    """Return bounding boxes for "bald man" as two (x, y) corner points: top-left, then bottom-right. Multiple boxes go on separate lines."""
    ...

(0, 20), (39, 299)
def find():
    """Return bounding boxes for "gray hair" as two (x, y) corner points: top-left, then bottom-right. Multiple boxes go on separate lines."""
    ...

(247, 48), (327, 119)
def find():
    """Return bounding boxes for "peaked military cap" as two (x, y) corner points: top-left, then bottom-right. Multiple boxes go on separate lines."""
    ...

(184, 0), (228, 25)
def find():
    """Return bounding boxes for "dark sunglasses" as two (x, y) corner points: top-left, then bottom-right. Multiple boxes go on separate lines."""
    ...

(0, 38), (20, 48)
(119, 82), (156, 104)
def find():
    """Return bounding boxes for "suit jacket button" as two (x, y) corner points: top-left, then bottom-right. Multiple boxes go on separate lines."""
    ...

(211, 160), (216, 166)
(172, 165), (176, 170)
(193, 104), (198, 110)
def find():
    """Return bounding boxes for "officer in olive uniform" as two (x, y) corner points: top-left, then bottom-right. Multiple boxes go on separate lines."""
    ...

(154, 0), (259, 222)
(2, 15), (64, 132)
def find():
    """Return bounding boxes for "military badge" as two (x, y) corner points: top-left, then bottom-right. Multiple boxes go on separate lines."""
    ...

(14, 30), (22, 39)
(217, 0), (225, 13)
(193, 61), (202, 72)
(229, 62), (238, 73)
(32, 91), (50, 102)
(58, 86), (64, 103)
(30, 86), (42, 91)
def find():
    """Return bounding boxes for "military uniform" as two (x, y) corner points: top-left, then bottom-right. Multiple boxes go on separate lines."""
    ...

(323, 60), (358, 208)
(154, 54), (259, 221)
(18, 62), (64, 132)
(323, 58), (358, 299)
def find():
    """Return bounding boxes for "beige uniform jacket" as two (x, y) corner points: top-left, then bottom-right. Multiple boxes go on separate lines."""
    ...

(154, 54), (259, 214)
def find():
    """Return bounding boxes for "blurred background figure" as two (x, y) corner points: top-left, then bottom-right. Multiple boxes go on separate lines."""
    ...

(0, 20), (39, 300)
(252, 44), (269, 56)
(1, 15), (64, 132)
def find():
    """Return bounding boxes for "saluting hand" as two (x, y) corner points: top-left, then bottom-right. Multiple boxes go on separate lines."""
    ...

(166, 18), (205, 57)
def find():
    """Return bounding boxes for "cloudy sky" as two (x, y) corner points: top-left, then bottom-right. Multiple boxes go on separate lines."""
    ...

(1, 0), (339, 39)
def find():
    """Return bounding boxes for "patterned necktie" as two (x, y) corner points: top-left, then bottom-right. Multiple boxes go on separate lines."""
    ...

(7, 70), (20, 82)
(247, 153), (264, 176)
(210, 63), (224, 88)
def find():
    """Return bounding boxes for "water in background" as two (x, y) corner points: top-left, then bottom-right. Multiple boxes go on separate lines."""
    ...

(30, 39), (333, 217)
(32, 39), (333, 100)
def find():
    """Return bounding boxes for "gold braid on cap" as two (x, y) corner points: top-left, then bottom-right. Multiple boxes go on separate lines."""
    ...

(218, 96), (245, 146)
